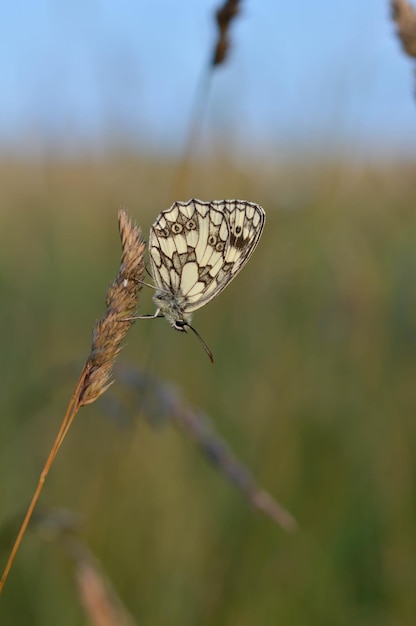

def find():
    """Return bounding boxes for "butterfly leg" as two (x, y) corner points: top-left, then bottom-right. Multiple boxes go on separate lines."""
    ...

(128, 277), (157, 290)
(120, 309), (163, 322)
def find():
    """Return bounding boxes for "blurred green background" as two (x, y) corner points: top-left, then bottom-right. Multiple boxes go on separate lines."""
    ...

(1, 1), (416, 624)
(0, 155), (415, 625)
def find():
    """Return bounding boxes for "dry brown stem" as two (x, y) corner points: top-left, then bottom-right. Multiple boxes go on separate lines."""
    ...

(392, 0), (416, 57)
(212, 0), (242, 66)
(0, 211), (145, 593)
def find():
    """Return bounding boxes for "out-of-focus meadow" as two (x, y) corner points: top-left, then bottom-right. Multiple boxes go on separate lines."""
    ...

(1, 0), (416, 623)
(0, 153), (416, 625)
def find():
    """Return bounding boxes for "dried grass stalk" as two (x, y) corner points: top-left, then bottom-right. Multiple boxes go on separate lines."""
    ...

(172, 0), (242, 196)
(74, 555), (137, 626)
(392, 0), (416, 57)
(59, 538), (137, 626)
(212, 0), (242, 66)
(0, 210), (145, 593)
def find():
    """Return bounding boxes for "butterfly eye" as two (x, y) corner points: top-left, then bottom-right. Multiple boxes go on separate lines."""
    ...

(185, 219), (196, 230)
(172, 223), (183, 234)
(215, 241), (225, 252)
(208, 235), (217, 246)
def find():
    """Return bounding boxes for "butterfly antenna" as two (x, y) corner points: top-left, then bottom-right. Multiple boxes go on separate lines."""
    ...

(187, 324), (214, 364)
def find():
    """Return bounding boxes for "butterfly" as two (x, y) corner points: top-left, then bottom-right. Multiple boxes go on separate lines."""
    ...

(138, 199), (265, 362)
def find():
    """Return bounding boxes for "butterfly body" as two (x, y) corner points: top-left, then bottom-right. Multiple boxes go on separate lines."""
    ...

(149, 199), (265, 333)
(152, 289), (192, 331)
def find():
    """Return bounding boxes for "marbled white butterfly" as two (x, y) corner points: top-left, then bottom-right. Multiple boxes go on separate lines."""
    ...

(139, 199), (265, 361)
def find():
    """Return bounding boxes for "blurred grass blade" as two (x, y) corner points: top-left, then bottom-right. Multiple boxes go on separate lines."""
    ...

(115, 366), (297, 532)
(66, 540), (137, 626)
(172, 1), (242, 197)
(30, 508), (137, 626)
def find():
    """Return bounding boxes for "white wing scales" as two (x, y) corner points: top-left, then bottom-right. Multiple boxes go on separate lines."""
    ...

(149, 199), (265, 321)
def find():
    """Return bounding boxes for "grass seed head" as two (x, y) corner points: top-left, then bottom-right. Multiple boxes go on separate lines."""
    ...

(212, 0), (242, 66)
(79, 210), (146, 407)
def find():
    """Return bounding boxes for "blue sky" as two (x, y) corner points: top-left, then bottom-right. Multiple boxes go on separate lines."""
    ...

(1, 1), (414, 158)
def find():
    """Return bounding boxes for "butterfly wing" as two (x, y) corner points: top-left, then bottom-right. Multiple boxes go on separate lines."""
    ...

(149, 199), (265, 315)
(220, 198), (265, 281)
(149, 199), (226, 297)
(183, 199), (265, 312)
